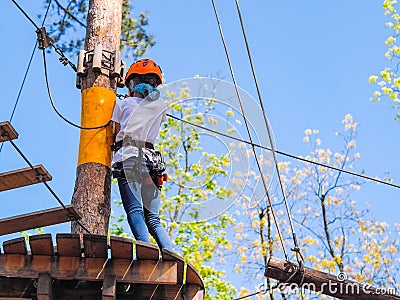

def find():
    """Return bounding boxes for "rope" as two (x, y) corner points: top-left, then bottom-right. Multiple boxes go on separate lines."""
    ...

(233, 0), (302, 261)
(211, 0), (289, 260)
(42, 49), (111, 130)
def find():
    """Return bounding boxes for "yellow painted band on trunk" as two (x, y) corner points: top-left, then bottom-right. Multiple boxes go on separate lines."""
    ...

(77, 87), (115, 167)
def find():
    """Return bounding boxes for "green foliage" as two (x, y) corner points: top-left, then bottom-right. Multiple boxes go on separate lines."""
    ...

(230, 115), (400, 299)
(370, 0), (400, 120)
(111, 85), (238, 299)
(43, 0), (154, 58)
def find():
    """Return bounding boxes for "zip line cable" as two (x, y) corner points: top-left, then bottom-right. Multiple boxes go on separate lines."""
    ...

(11, 0), (78, 73)
(0, 1), (52, 155)
(9, 0), (400, 246)
(232, 0), (302, 259)
(211, 0), (289, 260)
(10, 0), (400, 189)
(10, 0), (40, 29)
(6, 1), (91, 233)
(42, 50), (111, 130)
(166, 113), (400, 189)
(11, 0), (108, 129)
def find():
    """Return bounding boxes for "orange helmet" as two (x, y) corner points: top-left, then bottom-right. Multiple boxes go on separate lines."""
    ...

(125, 58), (163, 87)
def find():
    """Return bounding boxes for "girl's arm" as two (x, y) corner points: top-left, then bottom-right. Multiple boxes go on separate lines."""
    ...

(112, 121), (121, 143)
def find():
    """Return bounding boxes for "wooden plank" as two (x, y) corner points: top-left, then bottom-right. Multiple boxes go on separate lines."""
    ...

(135, 240), (159, 260)
(29, 234), (53, 256)
(37, 273), (53, 300)
(102, 272), (116, 300)
(130, 284), (204, 299)
(0, 277), (35, 297)
(110, 236), (133, 260)
(56, 233), (81, 257)
(0, 165), (52, 192)
(183, 285), (205, 300)
(162, 249), (185, 283)
(0, 255), (177, 284)
(266, 256), (400, 300)
(0, 278), (204, 299)
(0, 298), (32, 300)
(0, 205), (81, 236)
(186, 262), (204, 288)
(0, 121), (18, 142)
(3, 237), (27, 255)
(83, 234), (108, 258)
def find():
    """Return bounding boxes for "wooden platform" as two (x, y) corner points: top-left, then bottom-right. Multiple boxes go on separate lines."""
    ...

(0, 121), (18, 142)
(0, 165), (52, 192)
(0, 234), (205, 299)
(0, 205), (81, 236)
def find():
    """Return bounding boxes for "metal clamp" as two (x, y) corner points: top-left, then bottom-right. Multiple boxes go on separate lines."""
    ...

(76, 45), (126, 89)
(36, 27), (53, 50)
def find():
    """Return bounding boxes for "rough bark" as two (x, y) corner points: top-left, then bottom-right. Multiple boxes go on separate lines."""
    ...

(71, 0), (122, 235)
(71, 163), (111, 234)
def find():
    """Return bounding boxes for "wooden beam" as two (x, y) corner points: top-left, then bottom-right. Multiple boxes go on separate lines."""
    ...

(265, 256), (400, 300)
(56, 234), (81, 257)
(0, 205), (81, 236)
(0, 278), (205, 300)
(135, 240), (159, 260)
(110, 236), (133, 260)
(2, 237), (27, 254)
(37, 273), (53, 300)
(29, 234), (54, 256)
(0, 277), (35, 298)
(186, 262), (204, 289)
(0, 121), (18, 142)
(0, 165), (52, 192)
(0, 255), (177, 284)
(83, 234), (108, 258)
(183, 285), (205, 300)
(162, 249), (185, 283)
(102, 272), (116, 300)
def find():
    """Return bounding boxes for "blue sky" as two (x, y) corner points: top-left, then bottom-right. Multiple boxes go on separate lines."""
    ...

(1, 0), (399, 248)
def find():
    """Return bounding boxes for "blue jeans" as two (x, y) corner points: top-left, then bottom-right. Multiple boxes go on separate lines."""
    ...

(117, 177), (172, 251)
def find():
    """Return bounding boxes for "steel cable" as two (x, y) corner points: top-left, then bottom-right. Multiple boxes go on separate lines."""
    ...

(211, 0), (289, 259)
(233, 0), (302, 259)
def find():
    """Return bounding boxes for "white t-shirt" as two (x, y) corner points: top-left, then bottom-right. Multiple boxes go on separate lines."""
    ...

(111, 96), (167, 166)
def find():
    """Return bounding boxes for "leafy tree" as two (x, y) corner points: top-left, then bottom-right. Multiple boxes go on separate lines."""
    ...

(42, 0), (154, 58)
(110, 83), (240, 299)
(370, 0), (400, 120)
(228, 114), (400, 299)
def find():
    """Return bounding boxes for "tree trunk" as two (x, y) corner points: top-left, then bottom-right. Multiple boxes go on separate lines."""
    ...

(71, 0), (122, 235)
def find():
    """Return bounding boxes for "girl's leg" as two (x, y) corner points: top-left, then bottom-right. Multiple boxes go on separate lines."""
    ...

(141, 183), (173, 251)
(118, 177), (151, 243)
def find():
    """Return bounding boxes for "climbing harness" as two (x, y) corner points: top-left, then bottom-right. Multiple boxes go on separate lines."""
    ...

(111, 139), (167, 190)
